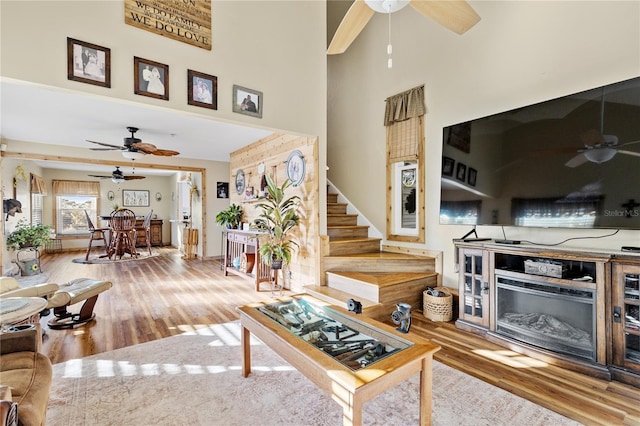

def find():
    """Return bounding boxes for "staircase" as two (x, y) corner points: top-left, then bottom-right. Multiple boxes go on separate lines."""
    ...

(304, 192), (438, 321)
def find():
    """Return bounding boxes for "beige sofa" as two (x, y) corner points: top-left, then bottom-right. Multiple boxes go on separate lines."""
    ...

(0, 326), (52, 426)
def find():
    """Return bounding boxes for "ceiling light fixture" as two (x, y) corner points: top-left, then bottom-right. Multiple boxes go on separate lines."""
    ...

(112, 176), (125, 184)
(364, 0), (410, 69)
(122, 151), (145, 160)
(584, 148), (617, 164)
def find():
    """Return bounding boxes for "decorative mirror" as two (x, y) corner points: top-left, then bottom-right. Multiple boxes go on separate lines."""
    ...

(285, 150), (305, 187)
(107, 190), (115, 201)
(155, 192), (162, 201)
(235, 169), (246, 195)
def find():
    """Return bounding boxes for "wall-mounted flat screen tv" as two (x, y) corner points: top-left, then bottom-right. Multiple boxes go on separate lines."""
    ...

(440, 76), (640, 229)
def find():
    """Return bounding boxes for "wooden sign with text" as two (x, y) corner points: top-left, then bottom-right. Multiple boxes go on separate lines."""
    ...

(125, 0), (212, 50)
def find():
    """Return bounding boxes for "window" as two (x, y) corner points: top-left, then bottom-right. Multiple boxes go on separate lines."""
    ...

(31, 194), (43, 225)
(384, 86), (425, 243)
(30, 173), (47, 225)
(52, 180), (100, 237)
(56, 195), (98, 235)
(386, 116), (425, 243)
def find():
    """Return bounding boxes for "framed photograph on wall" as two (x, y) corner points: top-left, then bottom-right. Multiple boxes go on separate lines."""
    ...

(468, 167), (478, 186)
(447, 121), (472, 153)
(188, 69), (217, 110)
(67, 38), (111, 87)
(134, 57), (169, 100)
(123, 189), (150, 207)
(232, 85), (262, 118)
(442, 156), (455, 176)
(456, 163), (467, 182)
(217, 182), (229, 199)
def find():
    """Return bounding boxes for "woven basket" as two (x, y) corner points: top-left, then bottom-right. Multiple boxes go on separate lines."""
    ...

(423, 287), (453, 322)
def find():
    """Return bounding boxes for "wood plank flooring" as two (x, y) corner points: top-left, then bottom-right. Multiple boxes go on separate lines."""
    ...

(37, 248), (640, 425)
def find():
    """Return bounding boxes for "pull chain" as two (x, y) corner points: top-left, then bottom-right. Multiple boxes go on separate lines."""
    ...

(387, 9), (393, 68)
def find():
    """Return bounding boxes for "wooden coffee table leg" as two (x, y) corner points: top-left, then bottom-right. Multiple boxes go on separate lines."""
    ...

(341, 394), (362, 426)
(241, 324), (251, 378)
(419, 355), (433, 426)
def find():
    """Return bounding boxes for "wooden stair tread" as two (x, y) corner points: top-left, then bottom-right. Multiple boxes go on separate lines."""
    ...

(303, 285), (380, 308)
(329, 237), (380, 243)
(325, 251), (434, 260)
(328, 271), (436, 288)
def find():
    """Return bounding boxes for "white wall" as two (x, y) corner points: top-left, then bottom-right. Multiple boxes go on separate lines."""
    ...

(327, 1), (640, 287)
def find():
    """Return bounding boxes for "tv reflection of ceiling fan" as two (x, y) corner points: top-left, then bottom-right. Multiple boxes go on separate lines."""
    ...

(327, 0), (481, 55)
(565, 88), (640, 167)
(565, 131), (640, 167)
(89, 166), (145, 183)
(86, 126), (180, 159)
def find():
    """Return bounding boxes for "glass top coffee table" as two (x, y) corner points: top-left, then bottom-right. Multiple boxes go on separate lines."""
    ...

(238, 295), (440, 426)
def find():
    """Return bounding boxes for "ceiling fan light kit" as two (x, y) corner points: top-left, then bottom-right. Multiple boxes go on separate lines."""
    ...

(364, 0), (410, 14)
(122, 151), (146, 160)
(584, 147), (617, 164)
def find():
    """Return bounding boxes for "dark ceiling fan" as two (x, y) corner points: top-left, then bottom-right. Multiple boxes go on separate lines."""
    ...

(89, 166), (145, 183)
(86, 126), (180, 157)
(327, 0), (481, 55)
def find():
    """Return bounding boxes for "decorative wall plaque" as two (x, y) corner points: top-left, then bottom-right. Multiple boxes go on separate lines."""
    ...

(124, 0), (212, 51)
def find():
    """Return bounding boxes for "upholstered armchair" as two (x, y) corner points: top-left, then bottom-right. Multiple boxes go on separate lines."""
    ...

(0, 326), (52, 426)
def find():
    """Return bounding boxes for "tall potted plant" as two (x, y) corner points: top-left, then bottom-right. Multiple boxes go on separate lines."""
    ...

(215, 203), (244, 229)
(252, 175), (301, 276)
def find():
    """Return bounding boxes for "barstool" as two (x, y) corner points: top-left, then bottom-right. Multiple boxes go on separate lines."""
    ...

(84, 210), (109, 261)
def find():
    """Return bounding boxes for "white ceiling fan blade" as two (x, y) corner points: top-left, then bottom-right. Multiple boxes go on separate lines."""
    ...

(565, 152), (589, 168)
(327, 0), (375, 55)
(619, 139), (640, 148)
(409, 0), (481, 35)
(618, 149), (640, 158)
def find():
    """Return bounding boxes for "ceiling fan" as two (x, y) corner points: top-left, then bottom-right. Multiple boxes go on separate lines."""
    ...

(565, 88), (640, 168)
(89, 166), (145, 183)
(327, 0), (481, 55)
(86, 126), (180, 159)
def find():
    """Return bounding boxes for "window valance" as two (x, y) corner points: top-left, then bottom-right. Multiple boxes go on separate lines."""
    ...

(52, 180), (100, 196)
(30, 173), (47, 195)
(384, 85), (425, 126)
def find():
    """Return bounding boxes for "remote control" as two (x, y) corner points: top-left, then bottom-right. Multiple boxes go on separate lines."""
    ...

(495, 239), (521, 245)
(621, 246), (640, 253)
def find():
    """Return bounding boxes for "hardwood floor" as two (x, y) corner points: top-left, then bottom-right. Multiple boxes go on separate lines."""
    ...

(37, 248), (640, 425)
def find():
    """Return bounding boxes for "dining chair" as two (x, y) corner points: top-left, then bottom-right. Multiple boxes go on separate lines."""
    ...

(135, 209), (154, 255)
(84, 210), (109, 261)
(108, 209), (138, 260)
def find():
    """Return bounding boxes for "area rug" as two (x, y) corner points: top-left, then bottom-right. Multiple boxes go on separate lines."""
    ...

(47, 322), (581, 426)
(72, 251), (159, 264)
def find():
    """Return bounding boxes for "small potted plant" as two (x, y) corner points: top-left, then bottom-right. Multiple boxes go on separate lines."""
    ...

(252, 175), (301, 272)
(6, 219), (53, 251)
(215, 203), (244, 229)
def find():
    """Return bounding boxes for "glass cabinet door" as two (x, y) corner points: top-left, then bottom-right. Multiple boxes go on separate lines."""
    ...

(459, 248), (490, 327)
(612, 263), (640, 373)
(623, 272), (640, 364)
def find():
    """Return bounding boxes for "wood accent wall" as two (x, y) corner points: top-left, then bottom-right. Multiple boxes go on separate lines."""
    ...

(229, 133), (320, 290)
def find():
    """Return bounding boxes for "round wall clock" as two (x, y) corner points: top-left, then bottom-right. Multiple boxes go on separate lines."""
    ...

(235, 169), (246, 195)
(285, 150), (305, 187)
